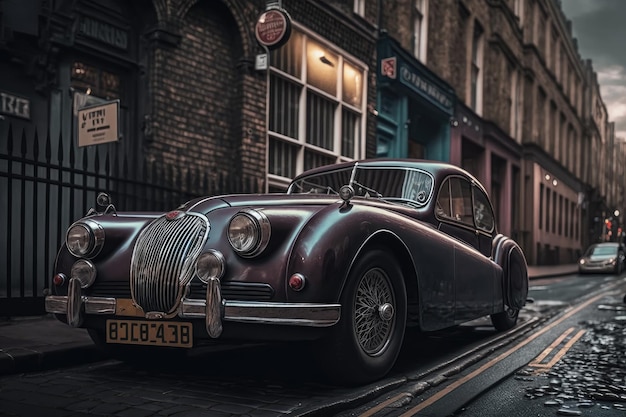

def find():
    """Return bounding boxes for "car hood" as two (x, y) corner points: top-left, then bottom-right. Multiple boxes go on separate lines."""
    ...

(184, 193), (357, 213)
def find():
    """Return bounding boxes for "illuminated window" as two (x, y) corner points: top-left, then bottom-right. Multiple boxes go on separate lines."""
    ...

(71, 62), (122, 100)
(268, 28), (366, 187)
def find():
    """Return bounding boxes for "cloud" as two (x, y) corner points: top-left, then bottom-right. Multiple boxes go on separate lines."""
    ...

(560, 0), (606, 18)
(560, 1), (626, 137)
(595, 66), (626, 136)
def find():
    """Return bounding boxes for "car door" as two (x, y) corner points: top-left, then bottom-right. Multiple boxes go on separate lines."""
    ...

(436, 176), (479, 251)
(435, 176), (494, 322)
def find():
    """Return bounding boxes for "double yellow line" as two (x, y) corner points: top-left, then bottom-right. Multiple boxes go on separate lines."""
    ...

(359, 292), (606, 417)
(528, 326), (586, 372)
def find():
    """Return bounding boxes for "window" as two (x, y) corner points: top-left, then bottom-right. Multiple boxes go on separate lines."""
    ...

(413, 0), (428, 62)
(473, 187), (495, 232)
(514, 0), (524, 27)
(537, 88), (546, 147)
(437, 177), (473, 226)
(545, 187), (550, 232)
(353, 0), (365, 17)
(549, 101), (557, 155)
(539, 183), (544, 230)
(71, 61), (122, 100)
(470, 21), (483, 114)
(269, 28), (366, 188)
(509, 65), (522, 141)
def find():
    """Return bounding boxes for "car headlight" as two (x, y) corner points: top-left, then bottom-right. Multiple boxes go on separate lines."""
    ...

(196, 250), (226, 283)
(227, 209), (271, 257)
(579, 259), (585, 265)
(71, 259), (96, 288)
(66, 219), (104, 258)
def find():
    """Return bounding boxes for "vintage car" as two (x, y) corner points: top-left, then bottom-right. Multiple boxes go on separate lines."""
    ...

(45, 159), (528, 385)
(578, 242), (625, 274)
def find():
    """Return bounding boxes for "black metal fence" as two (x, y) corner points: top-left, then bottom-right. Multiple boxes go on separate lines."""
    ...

(0, 123), (259, 316)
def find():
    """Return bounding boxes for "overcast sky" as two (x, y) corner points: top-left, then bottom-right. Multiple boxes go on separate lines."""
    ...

(559, 0), (626, 139)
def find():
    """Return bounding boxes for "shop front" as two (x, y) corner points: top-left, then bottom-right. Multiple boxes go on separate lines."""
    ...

(376, 34), (455, 161)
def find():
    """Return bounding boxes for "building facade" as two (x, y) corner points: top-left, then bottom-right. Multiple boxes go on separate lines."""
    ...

(0, 0), (379, 314)
(378, 0), (619, 265)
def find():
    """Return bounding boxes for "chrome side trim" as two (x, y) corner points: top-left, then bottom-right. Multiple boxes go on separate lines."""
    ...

(221, 301), (341, 327)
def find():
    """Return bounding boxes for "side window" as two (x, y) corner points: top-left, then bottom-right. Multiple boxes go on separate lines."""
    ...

(436, 179), (451, 218)
(436, 177), (473, 226)
(473, 187), (495, 232)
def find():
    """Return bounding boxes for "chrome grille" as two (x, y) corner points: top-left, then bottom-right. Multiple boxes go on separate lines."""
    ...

(130, 212), (209, 315)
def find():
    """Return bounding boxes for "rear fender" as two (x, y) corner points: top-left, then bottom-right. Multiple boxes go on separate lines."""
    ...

(492, 234), (528, 310)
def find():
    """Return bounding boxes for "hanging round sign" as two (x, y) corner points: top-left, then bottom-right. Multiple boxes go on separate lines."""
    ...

(255, 8), (291, 50)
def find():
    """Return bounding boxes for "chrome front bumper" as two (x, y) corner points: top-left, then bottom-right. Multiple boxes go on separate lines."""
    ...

(45, 277), (341, 338)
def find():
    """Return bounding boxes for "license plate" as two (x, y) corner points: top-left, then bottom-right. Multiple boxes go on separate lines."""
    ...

(106, 319), (193, 348)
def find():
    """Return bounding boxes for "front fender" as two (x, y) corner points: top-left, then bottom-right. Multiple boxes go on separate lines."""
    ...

(285, 203), (421, 303)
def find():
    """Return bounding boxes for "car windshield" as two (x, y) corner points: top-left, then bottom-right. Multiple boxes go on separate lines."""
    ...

(586, 245), (618, 256)
(288, 166), (434, 207)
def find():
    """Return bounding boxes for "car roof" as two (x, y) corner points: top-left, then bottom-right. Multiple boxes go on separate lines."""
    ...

(291, 158), (487, 194)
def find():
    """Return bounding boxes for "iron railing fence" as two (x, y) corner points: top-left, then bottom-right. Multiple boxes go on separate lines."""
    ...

(0, 123), (259, 316)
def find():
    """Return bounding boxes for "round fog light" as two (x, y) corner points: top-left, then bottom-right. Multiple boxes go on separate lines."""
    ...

(196, 250), (225, 283)
(289, 273), (306, 291)
(71, 259), (96, 288)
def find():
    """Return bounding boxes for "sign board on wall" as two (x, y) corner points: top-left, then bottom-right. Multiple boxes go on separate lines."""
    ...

(77, 100), (120, 147)
(1, 91), (31, 119)
(254, 8), (291, 50)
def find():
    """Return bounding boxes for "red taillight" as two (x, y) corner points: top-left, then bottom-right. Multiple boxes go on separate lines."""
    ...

(53, 273), (66, 286)
(288, 273), (306, 291)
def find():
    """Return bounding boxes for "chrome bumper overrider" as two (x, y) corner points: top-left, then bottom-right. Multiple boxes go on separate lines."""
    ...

(45, 277), (341, 337)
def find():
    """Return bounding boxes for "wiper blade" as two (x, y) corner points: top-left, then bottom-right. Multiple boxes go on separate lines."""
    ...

(352, 181), (382, 198)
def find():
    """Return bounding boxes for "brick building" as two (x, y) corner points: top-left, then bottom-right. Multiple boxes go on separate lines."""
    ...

(0, 0), (379, 314)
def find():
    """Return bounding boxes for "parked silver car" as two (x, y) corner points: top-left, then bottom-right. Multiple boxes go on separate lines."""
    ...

(578, 242), (626, 274)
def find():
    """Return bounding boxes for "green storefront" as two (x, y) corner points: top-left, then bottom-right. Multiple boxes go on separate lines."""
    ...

(376, 34), (456, 161)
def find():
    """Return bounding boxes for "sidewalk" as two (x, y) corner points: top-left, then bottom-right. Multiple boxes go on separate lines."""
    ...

(0, 264), (579, 376)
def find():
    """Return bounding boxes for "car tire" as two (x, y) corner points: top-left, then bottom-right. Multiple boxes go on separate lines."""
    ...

(490, 306), (519, 331)
(314, 248), (407, 385)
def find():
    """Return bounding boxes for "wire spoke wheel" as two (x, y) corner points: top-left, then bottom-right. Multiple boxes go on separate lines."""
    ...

(354, 267), (395, 356)
(314, 248), (406, 385)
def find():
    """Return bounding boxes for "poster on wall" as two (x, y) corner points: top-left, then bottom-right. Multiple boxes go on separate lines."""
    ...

(77, 100), (120, 147)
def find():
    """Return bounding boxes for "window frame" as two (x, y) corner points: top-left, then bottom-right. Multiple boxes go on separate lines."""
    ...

(470, 21), (484, 115)
(412, 0), (429, 63)
(267, 25), (368, 191)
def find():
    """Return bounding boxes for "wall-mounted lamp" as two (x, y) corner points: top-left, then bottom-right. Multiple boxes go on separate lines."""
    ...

(319, 55), (334, 67)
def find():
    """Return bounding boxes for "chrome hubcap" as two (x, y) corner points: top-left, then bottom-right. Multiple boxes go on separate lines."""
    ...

(378, 303), (394, 321)
(355, 267), (394, 355)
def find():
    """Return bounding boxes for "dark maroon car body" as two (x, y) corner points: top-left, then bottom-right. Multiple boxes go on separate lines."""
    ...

(45, 159), (528, 384)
